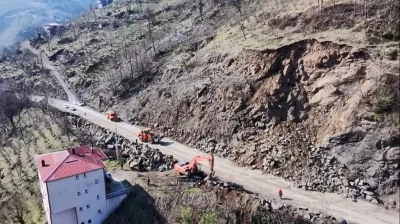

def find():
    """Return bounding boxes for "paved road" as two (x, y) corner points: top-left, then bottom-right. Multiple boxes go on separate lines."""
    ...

(21, 41), (77, 102)
(33, 96), (399, 224)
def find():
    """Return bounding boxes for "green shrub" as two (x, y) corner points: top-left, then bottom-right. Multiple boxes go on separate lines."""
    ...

(372, 90), (395, 114)
(200, 211), (216, 224)
(177, 206), (192, 224)
(371, 73), (399, 122)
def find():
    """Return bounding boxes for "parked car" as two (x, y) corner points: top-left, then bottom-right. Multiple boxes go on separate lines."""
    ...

(70, 106), (77, 111)
(63, 104), (69, 109)
(74, 101), (85, 106)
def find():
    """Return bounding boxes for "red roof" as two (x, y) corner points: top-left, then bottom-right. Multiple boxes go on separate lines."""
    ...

(35, 146), (108, 183)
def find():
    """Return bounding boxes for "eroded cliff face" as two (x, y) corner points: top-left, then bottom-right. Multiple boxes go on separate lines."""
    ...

(119, 39), (398, 205)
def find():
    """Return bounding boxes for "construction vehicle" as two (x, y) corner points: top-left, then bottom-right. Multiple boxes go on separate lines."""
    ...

(106, 111), (120, 122)
(138, 128), (163, 144)
(174, 153), (215, 177)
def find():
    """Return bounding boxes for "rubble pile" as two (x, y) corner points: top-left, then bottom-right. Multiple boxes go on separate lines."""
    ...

(123, 144), (175, 172)
(259, 197), (343, 224)
(204, 177), (244, 191)
(197, 123), (399, 207)
(202, 177), (343, 224)
(65, 115), (175, 172)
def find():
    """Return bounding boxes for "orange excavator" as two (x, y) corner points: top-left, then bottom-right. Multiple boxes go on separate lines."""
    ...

(174, 153), (215, 177)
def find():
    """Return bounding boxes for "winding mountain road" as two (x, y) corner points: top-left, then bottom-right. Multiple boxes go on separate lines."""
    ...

(26, 39), (399, 224)
(21, 41), (77, 102)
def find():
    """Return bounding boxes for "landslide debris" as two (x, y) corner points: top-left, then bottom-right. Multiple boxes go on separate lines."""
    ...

(55, 112), (176, 172)
(12, 0), (400, 208)
(124, 39), (398, 205)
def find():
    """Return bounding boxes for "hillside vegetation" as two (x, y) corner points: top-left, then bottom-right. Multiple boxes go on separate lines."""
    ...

(0, 94), (94, 223)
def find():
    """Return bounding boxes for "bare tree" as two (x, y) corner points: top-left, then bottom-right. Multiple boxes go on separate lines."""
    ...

(0, 194), (30, 224)
(58, 117), (74, 141)
(318, 0), (324, 11)
(195, 0), (205, 20)
(353, 0), (357, 16)
(0, 91), (31, 135)
(143, 8), (157, 55)
(228, 0), (246, 38)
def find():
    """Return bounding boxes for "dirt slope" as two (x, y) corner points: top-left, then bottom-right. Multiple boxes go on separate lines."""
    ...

(46, 98), (399, 224)
(105, 170), (315, 224)
(118, 38), (398, 204)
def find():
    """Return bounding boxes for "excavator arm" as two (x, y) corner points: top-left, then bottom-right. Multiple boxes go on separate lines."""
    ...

(187, 154), (214, 174)
(174, 153), (215, 176)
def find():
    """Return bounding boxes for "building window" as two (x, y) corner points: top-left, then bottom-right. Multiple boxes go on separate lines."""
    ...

(79, 207), (83, 211)
(95, 179), (98, 184)
(81, 222), (84, 224)
(78, 192), (81, 196)
(85, 189), (88, 194)
(88, 220), (92, 224)
(98, 209), (101, 214)
(87, 204), (90, 209)
(83, 173), (86, 178)
(76, 175), (79, 180)
(97, 195), (100, 199)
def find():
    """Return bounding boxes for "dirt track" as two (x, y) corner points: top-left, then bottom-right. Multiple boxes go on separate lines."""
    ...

(21, 41), (77, 102)
(38, 97), (398, 224)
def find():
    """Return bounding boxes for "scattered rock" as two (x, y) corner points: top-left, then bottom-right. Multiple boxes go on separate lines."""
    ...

(271, 201), (284, 210)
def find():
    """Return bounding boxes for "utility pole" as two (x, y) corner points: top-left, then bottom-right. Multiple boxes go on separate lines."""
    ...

(90, 131), (94, 151)
(39, 51), (44, 69)
(116, 127), (119, 160)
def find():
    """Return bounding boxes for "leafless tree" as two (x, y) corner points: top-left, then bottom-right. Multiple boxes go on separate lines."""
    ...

(143, 8), (157, 55)
(58, 117), (74, 141)
(318, 0), (324, 11)
(195, 0), (205, 20)
(353, 0), (357, 16)
(228, 0), (246, 38)
(0, 194), (30, 224)
(0, 91), (31, 135)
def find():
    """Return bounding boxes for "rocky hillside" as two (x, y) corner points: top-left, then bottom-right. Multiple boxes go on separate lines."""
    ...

(9, 0), (400, 208)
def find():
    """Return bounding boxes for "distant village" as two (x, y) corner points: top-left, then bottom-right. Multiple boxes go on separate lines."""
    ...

(43, 0), (113, 37)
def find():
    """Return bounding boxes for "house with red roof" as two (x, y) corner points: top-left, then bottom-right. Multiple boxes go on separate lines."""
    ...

(35, 146), (128, 224)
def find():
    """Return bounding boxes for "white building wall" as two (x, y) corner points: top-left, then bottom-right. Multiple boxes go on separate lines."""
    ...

(106, 194), (127, 214)
(38, 174), (52, 224)
(47, 169), (108, 224)
(52, 208), (77, 224)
